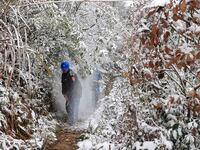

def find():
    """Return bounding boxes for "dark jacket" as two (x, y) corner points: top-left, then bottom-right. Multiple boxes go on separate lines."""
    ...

(61, 69), (82, 99)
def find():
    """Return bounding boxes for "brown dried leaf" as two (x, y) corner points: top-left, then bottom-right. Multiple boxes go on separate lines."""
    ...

(140, 37), (146, 45)
(175, 49), (182, 56)
(169, 96), (175, 104)
(164, 12), (169, 18)
(171, 57), (178, 64)
(177, 62), (186, 69)
(193, 104), (200, 112)
(172, 14), (181, 21)
(151, 24), (158, 34)
(192, 128), (197, 136)
(186, 89), (196, 97)
(189, 0), (200, 10)
(150, 24), (159, 46)
(180, 54), (186, 61)
(167, 0), (173, 8)
(17, 125), (32, 139)
(194, 30), (200, 36)
(165, 61), (171, 69)
(148, 9), (156, 17)
(155, 61), (162, 68)
(186, 53), (195, 65)
(195, 51), (200, 59)
(192, 17), (200, 24)
(131, 79), (143, 84)
(164, 46), (172, 55)
(176, 63), (183, 69)
(163, 31), (170, 43)
(196, 45), (200, 49)
(195, 93), (200, 100)
(161, 18), (168, 28)
(173, 5), (179, 14)
(153, 103), (162, 110)
(166, 57), (178, 68)
(153, 37), (159, 46)
(144, 63), (149, 68)
(197, 71), (200, 80)
(180, 0), (187, 13)
(122, 72), (130, 78)
(149, 61), (154, 68)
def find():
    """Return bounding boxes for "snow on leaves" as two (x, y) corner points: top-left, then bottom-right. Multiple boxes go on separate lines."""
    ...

(123, 0), (200, 149)
(150, 24), (159, 47)
(140, 0), (200, 71)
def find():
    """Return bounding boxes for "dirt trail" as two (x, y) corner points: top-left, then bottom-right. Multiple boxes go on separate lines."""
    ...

(45, 127), (83, 150)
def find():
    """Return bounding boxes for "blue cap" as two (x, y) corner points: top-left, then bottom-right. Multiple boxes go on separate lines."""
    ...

(61, 60), (70, 71)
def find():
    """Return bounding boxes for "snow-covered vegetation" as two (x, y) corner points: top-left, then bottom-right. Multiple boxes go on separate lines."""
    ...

(79, 0), (200, 149)
(78, 78), (136, 149)
(0, 0), (199, 149)
(131, 1), (200, 149)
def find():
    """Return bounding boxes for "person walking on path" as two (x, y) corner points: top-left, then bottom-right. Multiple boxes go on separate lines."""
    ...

(60, 60), (82, 125)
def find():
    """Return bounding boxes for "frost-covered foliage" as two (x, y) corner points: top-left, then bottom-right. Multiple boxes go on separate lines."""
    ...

(0, 1), (70, 149)
(78, 78), (137, 149)
(0, 80), (58, 149)
(25, 3), (89, 77)
(70, 2), (133, 75)
(78, 0), (200, 149)
(1, 0), (138, 149)
(1, 1), (135, 149)
(122, 0), (200, 149)
(2, 0), (199, 149)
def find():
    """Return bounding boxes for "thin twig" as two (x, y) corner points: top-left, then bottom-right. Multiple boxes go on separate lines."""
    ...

(170, 24), (198, 45)
(165, 72), (185, 95)
(194, 84), (200, 91)
(0, 19), (13, 37)
(172, 65), (186, 94)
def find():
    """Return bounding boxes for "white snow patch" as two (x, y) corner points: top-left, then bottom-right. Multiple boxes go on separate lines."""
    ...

(174, 20), (186, 31)
(78, 139), (93, 150)
(179, 43), (193, 54)
(146, 0), (170, 8)
(124, 1), (133, 7)
(160, 133), (173, 149)
(134, 141), (157, 150)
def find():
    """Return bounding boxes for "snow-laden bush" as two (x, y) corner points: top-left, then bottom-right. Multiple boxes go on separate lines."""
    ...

(123, 0), (200, 149)
(78, 77), (137, 149)
(0, 1), (71, 149)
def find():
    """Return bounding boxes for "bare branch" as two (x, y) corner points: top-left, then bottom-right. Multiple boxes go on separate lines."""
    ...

(194, 84), (200, 91)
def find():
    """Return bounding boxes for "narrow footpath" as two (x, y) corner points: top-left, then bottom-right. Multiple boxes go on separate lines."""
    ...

(44, 125), (84, 150)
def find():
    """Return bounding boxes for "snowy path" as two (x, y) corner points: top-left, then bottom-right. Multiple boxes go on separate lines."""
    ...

(47, 74), (95, 149)
(45, 123), (85, 150)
